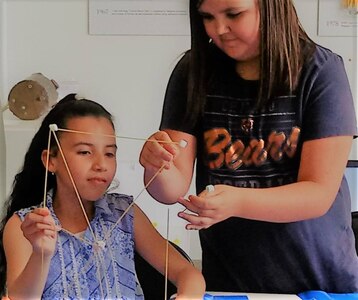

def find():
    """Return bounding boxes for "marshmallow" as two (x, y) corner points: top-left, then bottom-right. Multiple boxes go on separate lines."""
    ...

(49, 124), (59, 131)
(179, 139), (188, 148)
(206, 185), (215, 193)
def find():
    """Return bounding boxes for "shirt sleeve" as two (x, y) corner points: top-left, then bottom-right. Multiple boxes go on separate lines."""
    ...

(159, 52), (194, 133)
(301, 48), (357, 141)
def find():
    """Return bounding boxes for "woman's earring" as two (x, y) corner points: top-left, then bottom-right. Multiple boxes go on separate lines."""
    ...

(51, 172), (55, 176)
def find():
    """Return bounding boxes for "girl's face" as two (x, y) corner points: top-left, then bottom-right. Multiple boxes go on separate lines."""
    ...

(49, 116), (117, 202)
(198, 0), (260, 63)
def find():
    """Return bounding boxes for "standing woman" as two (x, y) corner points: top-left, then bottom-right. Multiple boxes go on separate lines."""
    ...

(140, 0), (358, 294)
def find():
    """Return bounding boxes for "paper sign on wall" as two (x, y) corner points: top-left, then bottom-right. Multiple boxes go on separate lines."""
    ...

(89, 0), (190, 36)
(318, 0), (357, 37)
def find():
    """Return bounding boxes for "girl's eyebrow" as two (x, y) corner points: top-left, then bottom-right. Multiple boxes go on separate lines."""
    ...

(72, 142), (117, 149)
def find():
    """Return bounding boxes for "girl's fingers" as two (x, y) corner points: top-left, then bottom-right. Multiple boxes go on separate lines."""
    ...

(21, 210), (57, 236)
(25, 210), (54, 225)
(43, 229), (57, 239)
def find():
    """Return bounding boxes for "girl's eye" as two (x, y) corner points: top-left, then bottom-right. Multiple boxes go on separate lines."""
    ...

(106, 152), (116, 158)
(78, 150), (91, 155)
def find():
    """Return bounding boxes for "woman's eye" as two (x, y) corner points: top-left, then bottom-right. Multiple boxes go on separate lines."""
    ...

(202, 15), (213, 20)
(106, 152), (116, 158)
(199, 12), (213, 20)
(227, 12), (241, 19)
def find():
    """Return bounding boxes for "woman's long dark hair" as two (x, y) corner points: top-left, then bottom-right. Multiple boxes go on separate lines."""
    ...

(185, 0), (316, 126)
(0, 94), (114, 296)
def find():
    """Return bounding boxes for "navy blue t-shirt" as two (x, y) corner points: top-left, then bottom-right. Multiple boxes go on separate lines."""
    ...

(160, 45), (358, 293)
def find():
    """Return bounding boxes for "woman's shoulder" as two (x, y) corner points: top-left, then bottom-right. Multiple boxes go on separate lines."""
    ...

(310, 44), (344, 69)
(300, 44), (346, 82)
(171, 50), (191, 74)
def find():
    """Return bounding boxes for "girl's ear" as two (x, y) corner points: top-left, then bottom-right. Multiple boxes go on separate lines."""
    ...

(41, 149), (56, 173)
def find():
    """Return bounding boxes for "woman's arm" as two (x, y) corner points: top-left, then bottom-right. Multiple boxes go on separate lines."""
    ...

(133, 205), (205, 299)
(178, 135), (353, 228)
(4, 208), (56, 299)
(140, 129), (197, 204)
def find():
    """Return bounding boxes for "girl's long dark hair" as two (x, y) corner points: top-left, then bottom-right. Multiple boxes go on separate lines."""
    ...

(0, 94), (114, 296)
(185, 0), (316, 126)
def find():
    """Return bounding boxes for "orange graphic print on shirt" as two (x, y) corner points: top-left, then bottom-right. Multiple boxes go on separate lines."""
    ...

(203, 127), (301, 170)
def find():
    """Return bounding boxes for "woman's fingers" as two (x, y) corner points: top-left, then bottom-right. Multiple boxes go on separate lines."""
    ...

(180, 213), (213, 230)
(140, 130), (182, 171)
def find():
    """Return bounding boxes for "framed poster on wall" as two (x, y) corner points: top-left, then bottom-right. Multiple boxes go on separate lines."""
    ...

(89, 0), (190, 36)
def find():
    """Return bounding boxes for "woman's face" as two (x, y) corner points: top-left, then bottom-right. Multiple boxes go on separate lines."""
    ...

(198, 0), (260, 63)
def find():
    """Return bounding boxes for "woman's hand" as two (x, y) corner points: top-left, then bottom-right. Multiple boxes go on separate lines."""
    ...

(21, 207), (57, 257)
(177, 184), (240, 230)
(139, 130), (181, 172)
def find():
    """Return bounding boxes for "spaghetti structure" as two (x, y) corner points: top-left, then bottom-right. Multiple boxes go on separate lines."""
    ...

(41, 123), (187, 299)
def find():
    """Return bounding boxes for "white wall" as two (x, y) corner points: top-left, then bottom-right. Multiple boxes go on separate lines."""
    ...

(0, 0), (6, 215)
(0, 0), (357, 260)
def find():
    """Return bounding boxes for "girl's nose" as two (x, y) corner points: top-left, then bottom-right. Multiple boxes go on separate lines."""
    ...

(93, 156), (107, 171)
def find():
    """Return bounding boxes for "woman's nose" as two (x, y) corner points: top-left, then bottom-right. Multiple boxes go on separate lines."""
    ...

(216, 20), (230, 35)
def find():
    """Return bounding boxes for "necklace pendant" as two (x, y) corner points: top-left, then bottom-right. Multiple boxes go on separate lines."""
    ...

(241, 118), (254, 134)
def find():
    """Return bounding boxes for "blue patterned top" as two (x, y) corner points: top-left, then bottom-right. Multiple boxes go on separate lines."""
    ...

(16, 191), (144, 300)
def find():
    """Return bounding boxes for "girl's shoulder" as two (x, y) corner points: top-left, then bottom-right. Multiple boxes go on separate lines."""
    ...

(99, 193), (134, 214)
(105, 192), (133, 204)
(3, 213), (25, 249)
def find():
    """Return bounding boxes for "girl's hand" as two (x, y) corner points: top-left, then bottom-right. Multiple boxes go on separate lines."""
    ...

(177, 184), (239, 230)
(139, 131), (180, 172)
(20, 207), (57, 257)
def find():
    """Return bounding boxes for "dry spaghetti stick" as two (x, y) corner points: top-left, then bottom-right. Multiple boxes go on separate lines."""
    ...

(102, 163), (166, 242)
(44, 124), (186, 298)
(164, 208), (170, 300)
(46, 124), (186, 242)
(41, 127), (52, 276)
(51, 127), (97, 242)
(54, 126), (188, 148)
(43, 126), (54, 208)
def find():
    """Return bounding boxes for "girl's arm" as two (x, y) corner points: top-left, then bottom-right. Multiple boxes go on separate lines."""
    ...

(133, 205), (205, 299)
(3, 208), (57, 300)
(140, 130), (197, 204)
(178, 135), (353, 227)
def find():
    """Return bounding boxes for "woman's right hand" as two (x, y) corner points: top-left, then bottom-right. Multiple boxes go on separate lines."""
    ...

(20, 207), (57, 257)
(139, 131), (180, 172)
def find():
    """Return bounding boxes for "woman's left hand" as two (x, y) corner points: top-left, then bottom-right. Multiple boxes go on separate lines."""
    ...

(177, 184), (239, 230)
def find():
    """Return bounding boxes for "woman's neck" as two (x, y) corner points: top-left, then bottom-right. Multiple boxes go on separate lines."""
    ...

(236, 58), (260, 80)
